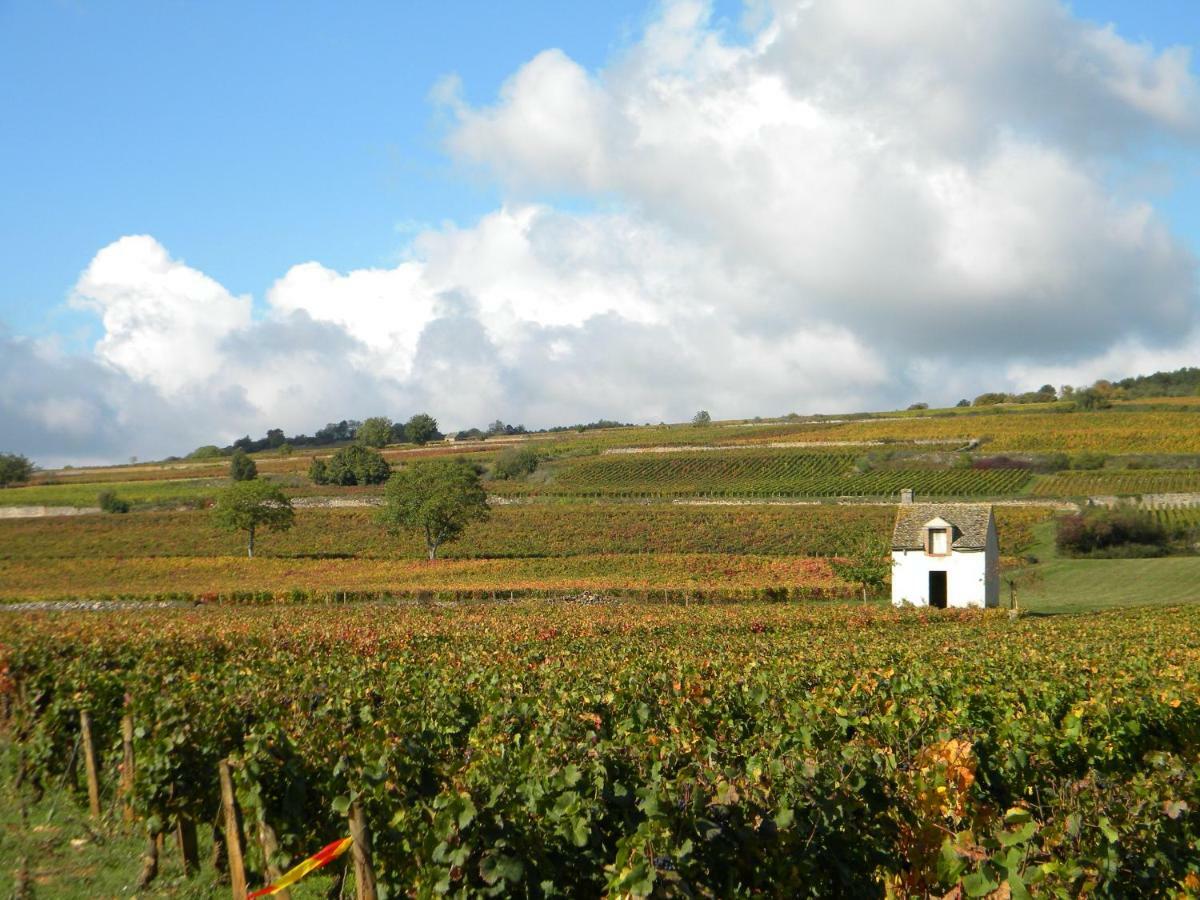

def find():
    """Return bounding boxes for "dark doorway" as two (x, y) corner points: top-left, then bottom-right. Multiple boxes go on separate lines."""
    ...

(929, 571), (947, 609)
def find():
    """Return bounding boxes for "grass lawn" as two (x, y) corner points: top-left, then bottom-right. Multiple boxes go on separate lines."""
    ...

(1015, 520), (1200, 614)
(0, 786), (342, 898)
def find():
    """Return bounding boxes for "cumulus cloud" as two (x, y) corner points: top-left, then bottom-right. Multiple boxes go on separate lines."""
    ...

(69, 235), (253, 394)
(5, 0), (1200, 465)
(447, 0), (1199, 360)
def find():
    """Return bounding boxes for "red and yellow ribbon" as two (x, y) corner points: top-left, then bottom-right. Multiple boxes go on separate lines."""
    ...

(248, 835), (353, 898)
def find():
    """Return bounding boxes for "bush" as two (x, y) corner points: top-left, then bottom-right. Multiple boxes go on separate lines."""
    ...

(0, 452), (34, 487)
(229, 449), (258, 481)
(97, 490), (130, 514)
(310, 445), (391, 486)
(691, 410), (712, 427)
(906, 402), (928, 411)
(955, 399), (970, 407)
(972, 392), (1009, 407)
(1072, 451), (1108, 470)
(491, 446), (541, 480)
(1056, 506), (1168, 557)
(188, 445), (224, 460)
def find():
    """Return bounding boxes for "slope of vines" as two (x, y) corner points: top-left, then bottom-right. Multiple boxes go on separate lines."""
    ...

(1032, 470), (1200, 497)
(2, 603), (1198, 896)
(502, 452), (1032, 498)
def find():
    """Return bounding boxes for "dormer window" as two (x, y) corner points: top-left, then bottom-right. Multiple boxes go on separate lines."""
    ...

(929, 528), (949, 555)
(922, 517), (954, 556)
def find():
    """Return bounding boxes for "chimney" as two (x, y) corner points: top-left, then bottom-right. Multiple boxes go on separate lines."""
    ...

(900, 488), (914, 505)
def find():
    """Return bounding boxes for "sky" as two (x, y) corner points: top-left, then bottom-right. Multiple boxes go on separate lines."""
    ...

(1, 0), (1199, 465)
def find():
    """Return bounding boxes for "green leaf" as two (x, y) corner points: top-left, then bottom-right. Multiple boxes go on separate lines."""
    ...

(458, 796), (476, 829)
(1097, 816), (1119, 843)
(1003, 807), (1033, 826)
(997, 821), (1037, 847)
(480, 853), (524, 886)
(331, 795), (351, 815)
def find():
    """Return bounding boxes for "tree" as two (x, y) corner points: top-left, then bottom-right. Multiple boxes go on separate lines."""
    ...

(692, 410), (712, 427)
(830, 533), (893, 603)
(955, 399), (970, 408)
(188, 445), (224, 460)
(266, 428), (286, 448)
(229, 448), (258, 481)
(309, 445), (391, 485)
(212, 480), (295, 558)
(0, 453), (33, 488)
(405, 413), (441, 446)
(377, 458), (489, 559)
(358, 417), (393, 449)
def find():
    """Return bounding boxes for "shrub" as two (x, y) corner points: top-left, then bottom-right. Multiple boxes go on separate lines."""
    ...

(692, 410), (712, 426)
(972, 392), (1009, 406)
(491, 445), (541, 480)
(907, 402), (928, 411)
(1072, 451), (1108, 470)
(97, 490), (130, 514)
(955, 399), (970, 407)
(229, 448), (258, 481)
(310, 445), (391, 486)
(0, 452), (34, 487)
(1056, 506), (1168, 557)
(188, 445), (224, 460)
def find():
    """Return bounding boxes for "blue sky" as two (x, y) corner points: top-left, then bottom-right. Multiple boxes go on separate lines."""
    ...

(2, 0), (1199, 463)
(3, 0), (1193, 342)
(0, 0), (741, 341)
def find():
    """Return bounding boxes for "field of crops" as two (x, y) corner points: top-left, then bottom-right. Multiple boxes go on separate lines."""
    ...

(3, 602), (1197, 896)
(1032, 470), (1200, 497)
(501, 451), (1033, 498)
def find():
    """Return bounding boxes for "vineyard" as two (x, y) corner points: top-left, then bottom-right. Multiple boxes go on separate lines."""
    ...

(0, 553), (845, 601)
(0, 505), (1052, 603)
(1032, 470), (1200, 498)
(501, 451), (1034, 498)
(0, 503), (895, 560)
(2, 602), (1198, 896)
(778, 410), (1200, 454)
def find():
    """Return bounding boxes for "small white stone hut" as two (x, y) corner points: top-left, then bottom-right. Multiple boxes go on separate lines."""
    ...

(890, 491), (999, 609)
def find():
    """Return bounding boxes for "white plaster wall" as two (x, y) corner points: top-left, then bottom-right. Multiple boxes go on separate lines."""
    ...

(891, 549), (992, 608)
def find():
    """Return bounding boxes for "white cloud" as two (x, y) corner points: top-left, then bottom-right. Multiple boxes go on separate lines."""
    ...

(69, 235), (252, 394)
(5, 0), (1200, 465)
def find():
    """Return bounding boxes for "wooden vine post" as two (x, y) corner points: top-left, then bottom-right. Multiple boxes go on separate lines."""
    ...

(348, 801), (378, 900)
(257, 818), (291, 900)
(176, 815), (200, 876)
(120, 712), (135, 824)
(218, 759), (249, 900)
(78, 710), (102, 819)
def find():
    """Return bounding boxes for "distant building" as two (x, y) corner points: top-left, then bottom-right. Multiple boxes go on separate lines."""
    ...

(891, 491), (999, 609)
